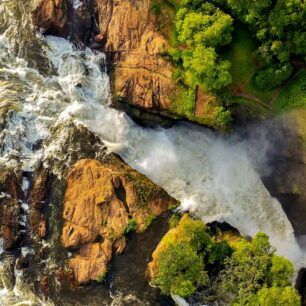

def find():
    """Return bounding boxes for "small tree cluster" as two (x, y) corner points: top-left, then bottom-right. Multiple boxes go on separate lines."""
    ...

(173, 2), (233, 91)
(149, 215), (301, 305)
(150, 214), (232, 297)
(226, 0), (306, 90)
(220, 232), (300, 305)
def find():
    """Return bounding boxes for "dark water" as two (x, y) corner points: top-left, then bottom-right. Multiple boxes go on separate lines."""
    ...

(59, 214), (174, 306)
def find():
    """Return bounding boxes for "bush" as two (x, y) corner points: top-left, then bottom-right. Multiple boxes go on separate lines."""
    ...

(220, 233), (297, 305)
(169, 212), (181, 228)
(151, 0), (161, 15)
(249, 286), (301, 306)
(254, 63), (292, 91)
(125, 218), (137, 234)
(152, 242), (208, 296)
(96, 272), (106, 283)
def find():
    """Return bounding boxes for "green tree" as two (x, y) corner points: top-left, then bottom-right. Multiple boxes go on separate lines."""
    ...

(174, 2), (233, 91)
(221, 233), (272, 303)
(226, 0), (305, 89)
(248, 286), (301, 306)
(150, 215), (211, 296)
(182, 46), (232, 90)
(152, 242), (208, 296)
(220, 233), (299, 305)
(267, 255), (294, 287)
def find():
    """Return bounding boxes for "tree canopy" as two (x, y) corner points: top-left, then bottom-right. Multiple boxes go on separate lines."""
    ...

(173, 2), (233, 91)
(149, 215), (301, 305)
(226, 0), (306, 90)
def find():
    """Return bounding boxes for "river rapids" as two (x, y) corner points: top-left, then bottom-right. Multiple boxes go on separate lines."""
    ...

(0, 0), (305, 305)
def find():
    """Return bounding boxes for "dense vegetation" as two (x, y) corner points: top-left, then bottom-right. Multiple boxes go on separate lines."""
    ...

(226, 0), (305, 91)
(173, 2), (233, 91)
(161, 0), (306, 127)
(168, 0), (233, 129)
(276, 70), (306, 112)
(149, 214), (301, 305)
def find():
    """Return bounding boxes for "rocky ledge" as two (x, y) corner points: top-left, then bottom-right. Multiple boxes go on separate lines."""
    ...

(62, 158), (177, 284)
(32, 0), (216, 126)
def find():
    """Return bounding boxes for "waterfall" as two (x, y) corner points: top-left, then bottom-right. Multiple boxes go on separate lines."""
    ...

(45, 35), (304, 264)
(0, 0), (305, 304)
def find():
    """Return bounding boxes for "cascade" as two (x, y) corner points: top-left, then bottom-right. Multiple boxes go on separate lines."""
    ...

(0, 0), (305, 304)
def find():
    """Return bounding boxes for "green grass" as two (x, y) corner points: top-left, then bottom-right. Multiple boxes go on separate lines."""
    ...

(223, 23), (276, 105)
(223, 24), (257, 87)
(275, 69), (306, 113)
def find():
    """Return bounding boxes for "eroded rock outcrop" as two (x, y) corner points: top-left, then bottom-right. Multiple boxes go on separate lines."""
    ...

(96, 0), (176, 112)
(29, 167), (49, 239)
(33, 0), (67, 34)
(33, 0), (99, 45)
(0, 165), (21, 250)
(32, 0), (222, 126)
(33, 0), (181, 118)
(62, 158), (177, 284)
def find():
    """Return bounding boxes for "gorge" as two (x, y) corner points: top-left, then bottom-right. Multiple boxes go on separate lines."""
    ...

(0, 0), (306, 305)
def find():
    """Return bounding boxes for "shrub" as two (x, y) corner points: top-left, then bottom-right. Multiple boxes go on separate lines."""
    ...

(249, 286), (301, 306)
(125, 218), (137, 234)
(96, 272), (106, 283)
(169, 212), (181, 228)
(151, 242), (208, 296)
(254, 63), (293, 91)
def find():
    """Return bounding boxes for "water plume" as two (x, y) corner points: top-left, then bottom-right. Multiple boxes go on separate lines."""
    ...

(0, 1), (305, 303)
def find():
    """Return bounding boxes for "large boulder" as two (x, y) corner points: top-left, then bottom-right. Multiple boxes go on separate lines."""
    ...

(33, 0), (98, 45)
(61, 158), (177, 284)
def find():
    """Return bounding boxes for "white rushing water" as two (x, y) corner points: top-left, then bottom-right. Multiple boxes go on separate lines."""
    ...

(0, 21), (304, 263)
(0, 1), (305, 304)
(43, 36), (302, 263)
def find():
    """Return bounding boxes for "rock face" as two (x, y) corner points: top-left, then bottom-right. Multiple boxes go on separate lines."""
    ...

(33, 0), (180, 116)
(33, 0), (67, 33)
(29, 167), (49, 239)
(94, 0), (177, 113)
(262, 110), (306, 235)
(0, 165), (21, 250)
(32, 0), (223, 127)
(33, 0), (99, 45)
(62, 158), (177, 284)
(0, 120), (177, 302)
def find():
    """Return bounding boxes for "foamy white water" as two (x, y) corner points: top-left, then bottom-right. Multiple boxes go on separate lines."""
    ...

(0, 30), (304, 263)
(0, 1), (305, 303)
(41, 36), (304, 265)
